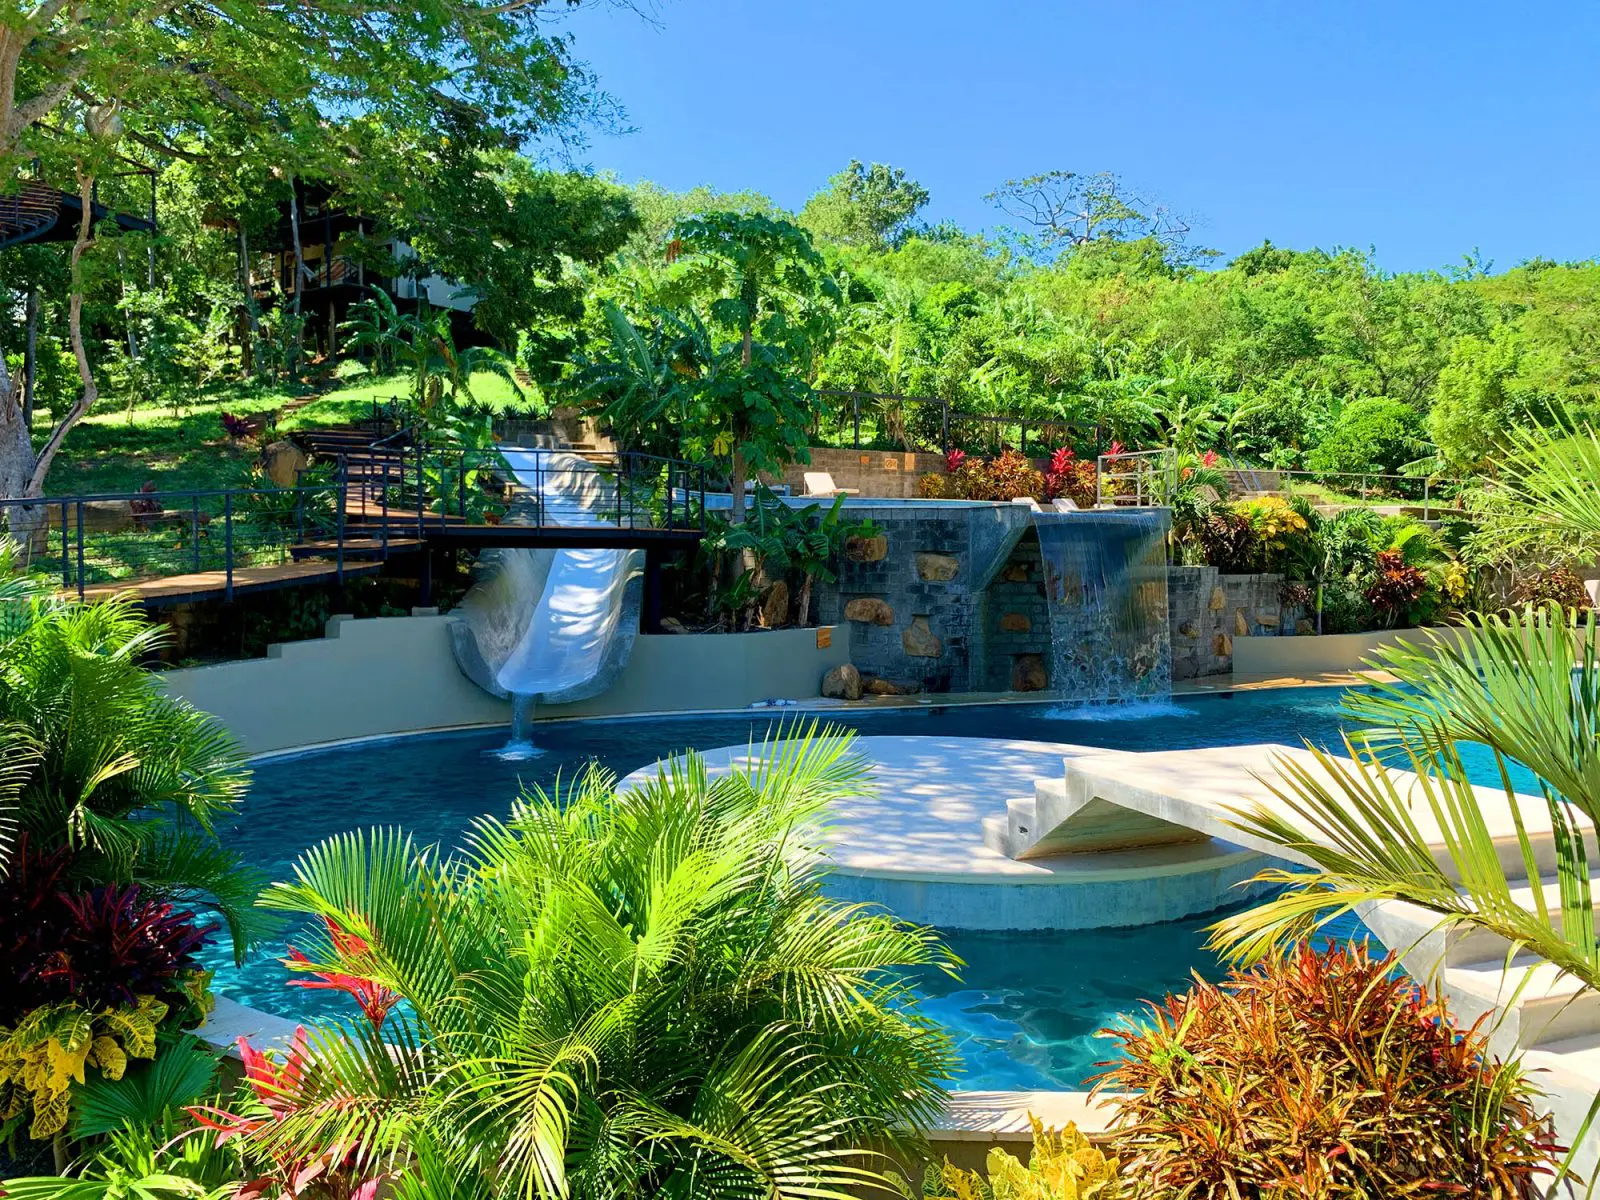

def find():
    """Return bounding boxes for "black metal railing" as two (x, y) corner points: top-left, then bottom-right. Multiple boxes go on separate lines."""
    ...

(0, 483), (345, 601)
(349, 446), (709, 536)
(815, 389), (1076, 458)
(3, 433), (709, 601)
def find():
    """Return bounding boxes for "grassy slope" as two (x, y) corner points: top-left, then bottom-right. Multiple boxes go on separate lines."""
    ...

(44, 370), (525, 498)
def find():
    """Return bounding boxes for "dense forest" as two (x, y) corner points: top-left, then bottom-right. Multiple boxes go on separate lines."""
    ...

(9, 153), (1599, 495)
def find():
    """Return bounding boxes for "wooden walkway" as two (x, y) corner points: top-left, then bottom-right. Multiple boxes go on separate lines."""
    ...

(76, 558), (389, 605)
(72, 538), (423, 606)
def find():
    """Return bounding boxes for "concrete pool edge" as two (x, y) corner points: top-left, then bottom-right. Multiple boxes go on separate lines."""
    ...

(195, 996), (1116, 1151)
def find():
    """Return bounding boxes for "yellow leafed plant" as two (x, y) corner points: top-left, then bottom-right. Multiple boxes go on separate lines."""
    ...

(921, 1117), (1124, 1200)
(0, 995), (168, 1138)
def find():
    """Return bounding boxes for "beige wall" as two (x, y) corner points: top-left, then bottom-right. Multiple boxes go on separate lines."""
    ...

(161, 615), (851, 755)
(1232, 625), (1463, 678)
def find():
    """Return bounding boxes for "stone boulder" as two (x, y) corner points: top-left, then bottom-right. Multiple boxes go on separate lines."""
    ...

(999, 612), (1031, 633)
(845, 535), (888, 563)
(902, 615), (943, 658)
(821, 663), (863, 701)
(915, 552), (959, 582)
(261, 439), (309, 487)
(47, 499), (135, 535)
(863, 676), (921, 696)
(1011, 653), (1049, 692)
(759, 580), (790, 628)
(843, 596), (894, 625)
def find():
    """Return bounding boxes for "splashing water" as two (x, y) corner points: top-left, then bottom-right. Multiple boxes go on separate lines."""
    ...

(1033, 508), (1172, 706)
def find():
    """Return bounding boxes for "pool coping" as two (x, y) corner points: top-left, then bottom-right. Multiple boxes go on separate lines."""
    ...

(245, 673), (1371, 764)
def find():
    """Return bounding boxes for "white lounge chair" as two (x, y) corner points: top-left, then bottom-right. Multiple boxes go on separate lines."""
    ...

(802, 471), (859, 498)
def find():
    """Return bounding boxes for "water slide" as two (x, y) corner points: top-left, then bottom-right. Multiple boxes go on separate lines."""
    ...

(449, 449), (643, 735)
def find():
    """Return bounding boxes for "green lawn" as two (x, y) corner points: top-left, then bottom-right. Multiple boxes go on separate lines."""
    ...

(43, 369), (529, 499)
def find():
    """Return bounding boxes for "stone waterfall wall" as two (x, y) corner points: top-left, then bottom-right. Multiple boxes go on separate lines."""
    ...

(814, 504), (1033, 693)
(1168, 565), (1308, 679)
(817, 511), (1311, 692)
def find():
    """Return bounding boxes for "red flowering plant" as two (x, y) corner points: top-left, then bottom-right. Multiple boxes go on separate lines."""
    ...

(943, 448), (967, 474)
(1043, 446), (1097, 507)
(187, 1020), (417, 1200)
(285, 918), (400, 1034)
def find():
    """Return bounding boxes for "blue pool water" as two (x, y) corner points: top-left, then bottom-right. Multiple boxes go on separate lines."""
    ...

(207, 688), (1529, 1089)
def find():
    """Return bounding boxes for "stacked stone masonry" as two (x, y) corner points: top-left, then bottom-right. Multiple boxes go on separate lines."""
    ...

(818, 516), (1309, 690)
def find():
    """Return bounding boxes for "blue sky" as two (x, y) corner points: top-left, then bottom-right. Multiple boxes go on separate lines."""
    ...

(550, 0), (1600, 273)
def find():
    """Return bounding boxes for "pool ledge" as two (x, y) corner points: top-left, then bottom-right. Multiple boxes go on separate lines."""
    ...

(195, 998), (1113, 1145)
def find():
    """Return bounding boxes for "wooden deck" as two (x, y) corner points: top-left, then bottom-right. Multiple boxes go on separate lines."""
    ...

(75, 557), (388, 606)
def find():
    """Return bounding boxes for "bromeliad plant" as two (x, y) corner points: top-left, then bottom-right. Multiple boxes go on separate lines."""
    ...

(1096, 944), (1558, 1198)
(240, 723), (958, 1200)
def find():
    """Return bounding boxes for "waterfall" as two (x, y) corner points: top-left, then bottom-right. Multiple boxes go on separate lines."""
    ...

(1033, 508), (1172, 706)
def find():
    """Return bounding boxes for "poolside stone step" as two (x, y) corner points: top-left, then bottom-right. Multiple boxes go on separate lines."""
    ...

(1363, 878), (1600, 971)
(1006, 744), (1585, 881)
(1440, 953), (1600, 1051)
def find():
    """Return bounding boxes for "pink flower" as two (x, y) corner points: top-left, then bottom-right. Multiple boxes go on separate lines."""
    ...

(1201, 449), (1219, 468)
(1107, 440), (1124, 457)
(944, 448), (968, 473)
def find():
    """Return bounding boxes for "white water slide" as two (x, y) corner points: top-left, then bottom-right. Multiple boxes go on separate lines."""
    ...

(489, 449), (639, 703)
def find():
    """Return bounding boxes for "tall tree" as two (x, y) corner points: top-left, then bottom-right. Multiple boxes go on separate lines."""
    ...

(800, 160), (929, 250)
(0, 0), (594, 501)
(662, 212), (840, 520)
(984, 169), (1209, 266)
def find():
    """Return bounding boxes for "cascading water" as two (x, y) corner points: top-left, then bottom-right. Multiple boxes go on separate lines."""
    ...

(1033, 508), (1172, 706)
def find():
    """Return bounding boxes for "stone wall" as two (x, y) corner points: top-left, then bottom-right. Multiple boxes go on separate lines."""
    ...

(771, 447), (947, 499)
(815, 503), (1032, 692)
(977, 534), (1053, 692)
(1168, 565), (1307, 679)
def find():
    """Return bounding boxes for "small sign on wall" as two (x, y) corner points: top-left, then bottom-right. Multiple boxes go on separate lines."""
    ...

(815, 627), (833, 649)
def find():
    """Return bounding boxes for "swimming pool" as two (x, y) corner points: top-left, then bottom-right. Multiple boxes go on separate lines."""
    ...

(208, 687), (1520, 1090)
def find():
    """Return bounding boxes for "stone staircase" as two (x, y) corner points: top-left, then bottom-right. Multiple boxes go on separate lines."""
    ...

(986, 743), (1600, 1165)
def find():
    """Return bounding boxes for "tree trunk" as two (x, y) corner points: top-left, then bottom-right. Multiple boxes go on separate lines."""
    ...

(0, 169), (101, 504)
(236, 223), (262, 375)
(287, 176), (305, 380)
(730, 443), (747, 525)
(22, 284), (38, 429)
(797, 571), (815, 628)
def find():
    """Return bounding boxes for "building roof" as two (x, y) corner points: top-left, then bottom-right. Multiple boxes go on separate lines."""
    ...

(0, 180), (156, 251)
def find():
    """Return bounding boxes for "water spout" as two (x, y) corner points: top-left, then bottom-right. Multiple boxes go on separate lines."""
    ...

(496, 693), (544, 761)
(1033, 508), (1171, 707)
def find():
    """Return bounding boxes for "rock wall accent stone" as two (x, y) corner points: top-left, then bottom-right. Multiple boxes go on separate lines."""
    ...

(845, 535), (888, 562)
(1169, 565), (1305, 679)
(843, 597), (894, 625)
(1011, 653), (1049, 691)
(999, 612), (1031, 633)
(902, 615), (943, 657)
(915, 552), (959, 581)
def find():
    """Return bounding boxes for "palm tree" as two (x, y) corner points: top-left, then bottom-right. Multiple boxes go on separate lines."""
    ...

(253, 724), (958, 1200)
(0, 594), (265, 954)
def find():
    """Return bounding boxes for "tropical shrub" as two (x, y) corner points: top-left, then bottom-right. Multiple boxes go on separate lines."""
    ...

(1189, 510), (1256, 574)
(1512, 565), (1592, 610)
(1364, 548), (1429, 624)
(238, 726), (957, 1200)
(1231, 495), (1310, 572)
(0, 596), (264, 954)
(0, 845), (219, 1142)
(1305, 397), (1425, 478)
(918, 1117), (1124, 1200)
(1097, 944), (1558, 1199)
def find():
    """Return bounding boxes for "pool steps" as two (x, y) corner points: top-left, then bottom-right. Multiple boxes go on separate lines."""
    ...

(985, 740), (1600, 1166)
